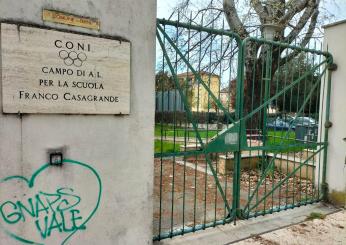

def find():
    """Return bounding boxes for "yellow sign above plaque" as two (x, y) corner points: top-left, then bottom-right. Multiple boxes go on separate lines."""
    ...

(42, 9), (100, 30)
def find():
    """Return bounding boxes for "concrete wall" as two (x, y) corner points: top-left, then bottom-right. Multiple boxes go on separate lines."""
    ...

(321, 20), (346, 207)
(0, 0), (156, 244)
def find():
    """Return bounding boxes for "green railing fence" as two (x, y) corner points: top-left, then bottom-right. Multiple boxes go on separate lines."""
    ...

(154, 17), (333, 241)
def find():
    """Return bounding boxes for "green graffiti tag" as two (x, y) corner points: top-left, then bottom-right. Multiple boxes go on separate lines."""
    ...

(1, 188), (85, 238)
(0, 159), (102, 245)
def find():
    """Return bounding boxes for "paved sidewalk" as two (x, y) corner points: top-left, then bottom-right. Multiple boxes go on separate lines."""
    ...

(235, 209), (346, 245)
(154, 203), (340, 245)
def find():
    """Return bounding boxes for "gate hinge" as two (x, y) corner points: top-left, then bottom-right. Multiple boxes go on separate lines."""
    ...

(324, 121), (333, 128)
(328, 63), (337, 71)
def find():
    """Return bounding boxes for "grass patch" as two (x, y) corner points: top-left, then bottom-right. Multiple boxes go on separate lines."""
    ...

(266, 130), (304, 153)
(155, 124), (218, 139)
(155, 140), (181, 153)
(305, 212), (326, 221)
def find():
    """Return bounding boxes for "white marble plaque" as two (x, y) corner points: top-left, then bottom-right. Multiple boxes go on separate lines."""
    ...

(1, 23), (130, 114)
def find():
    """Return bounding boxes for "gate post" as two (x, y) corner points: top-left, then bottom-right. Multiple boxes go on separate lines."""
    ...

(0, 1), (156, 244)
(320, 20), (346, 208)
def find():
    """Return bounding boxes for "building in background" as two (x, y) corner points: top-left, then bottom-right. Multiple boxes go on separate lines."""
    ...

(177, 71), (220, 112)
(220, 86), (234, 112)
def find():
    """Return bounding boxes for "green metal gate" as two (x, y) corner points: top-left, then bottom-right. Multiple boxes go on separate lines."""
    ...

(154, 18), (333, 240)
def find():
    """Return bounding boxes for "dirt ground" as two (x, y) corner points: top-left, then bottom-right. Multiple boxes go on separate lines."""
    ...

(234, 210), (346, 245)
(153, 156), (317, 237)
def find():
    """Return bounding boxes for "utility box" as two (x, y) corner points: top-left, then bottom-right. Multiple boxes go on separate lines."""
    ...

(295, 124), (318, 142)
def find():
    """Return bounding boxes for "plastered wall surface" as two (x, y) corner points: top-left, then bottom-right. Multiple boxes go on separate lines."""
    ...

(0, 0), (156, 244)
(322, 21), (346, 206)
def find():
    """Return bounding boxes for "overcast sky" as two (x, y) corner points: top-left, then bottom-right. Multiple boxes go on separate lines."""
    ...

(157, 0), (346, 24)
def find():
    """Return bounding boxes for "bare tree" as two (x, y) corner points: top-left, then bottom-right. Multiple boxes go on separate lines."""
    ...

(223, 0), (322, 123)
(169, 0), (325, 43)
(160, 0), (330, 127)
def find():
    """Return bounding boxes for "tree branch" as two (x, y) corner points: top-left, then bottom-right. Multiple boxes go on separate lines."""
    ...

(284, 0), (319, 44)
(279, 0), (309, 25)
(280, 7), (319, 66)
(250, 0), (268, 23)
(223, 0), (249, 38)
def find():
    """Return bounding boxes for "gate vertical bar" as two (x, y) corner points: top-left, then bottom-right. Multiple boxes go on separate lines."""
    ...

(261, 44), (273, 171)
(233, 41), (245, 219)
